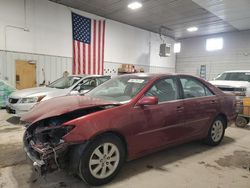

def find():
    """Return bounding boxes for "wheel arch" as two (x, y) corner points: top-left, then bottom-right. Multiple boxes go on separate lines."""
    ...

(90, 130), (129, 160)
(68, 130), (128, 175)
(216, 113), (228, 128)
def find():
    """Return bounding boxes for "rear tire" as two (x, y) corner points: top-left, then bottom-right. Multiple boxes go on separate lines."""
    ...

(78, 133), (125, 186)
(204, 116), (226, 146)
(235, 116), (249, 128)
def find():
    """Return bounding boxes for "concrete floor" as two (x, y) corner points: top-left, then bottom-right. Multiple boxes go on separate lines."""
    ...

(0, 110), (250, 188)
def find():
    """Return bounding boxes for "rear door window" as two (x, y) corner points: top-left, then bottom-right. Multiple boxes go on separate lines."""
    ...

(180, 77), (214, 99)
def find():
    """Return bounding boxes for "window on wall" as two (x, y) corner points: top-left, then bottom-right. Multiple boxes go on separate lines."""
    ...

(206, 37), (223, 51)
(174, 42), (181, 53)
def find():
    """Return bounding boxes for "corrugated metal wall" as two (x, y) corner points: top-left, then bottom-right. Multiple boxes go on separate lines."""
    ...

(104, 61), (175, 77)
(0, 50), (72, 87)
(176, 30), (250, 80)
(176, 51), (250, 80)
(0, 50), (175, 87)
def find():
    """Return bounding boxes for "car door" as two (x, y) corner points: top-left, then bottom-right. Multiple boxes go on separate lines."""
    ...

(130, 77), (186, 154)
(179, 76), (219, 137)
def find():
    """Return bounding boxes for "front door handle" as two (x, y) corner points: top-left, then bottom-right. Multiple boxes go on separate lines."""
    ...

(210, 100), (217, 104)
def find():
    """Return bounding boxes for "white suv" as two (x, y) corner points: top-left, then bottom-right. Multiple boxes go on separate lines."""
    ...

(210, 70), (250, 127)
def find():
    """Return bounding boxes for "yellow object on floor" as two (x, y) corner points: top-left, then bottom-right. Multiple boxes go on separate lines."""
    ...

(243, 97), (250, 116)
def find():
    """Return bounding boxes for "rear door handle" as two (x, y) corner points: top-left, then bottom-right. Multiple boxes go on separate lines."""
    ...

(176, 106), (184, 112)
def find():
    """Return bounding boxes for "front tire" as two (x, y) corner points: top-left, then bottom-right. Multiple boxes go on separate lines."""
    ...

(78, 134), (125, 186)
(204, 116), (226, 146)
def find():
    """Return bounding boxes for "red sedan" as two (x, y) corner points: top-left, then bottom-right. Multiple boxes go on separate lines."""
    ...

(22, 73), (236, 186)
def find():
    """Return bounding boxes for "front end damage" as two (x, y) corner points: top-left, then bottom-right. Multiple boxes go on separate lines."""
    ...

(23, 106), (111, 175)
(23, 118), (75, 175)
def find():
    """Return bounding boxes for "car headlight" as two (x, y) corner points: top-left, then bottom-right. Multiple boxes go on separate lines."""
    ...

(20, 97), (38, 103)
(20, 95), (46, 103)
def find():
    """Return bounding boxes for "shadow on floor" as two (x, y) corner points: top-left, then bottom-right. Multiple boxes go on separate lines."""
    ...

(113, 136), (234, 183)
(6, 116), (21, 125)
(24, 136), (235, 188)
(243, 125), (250, 130)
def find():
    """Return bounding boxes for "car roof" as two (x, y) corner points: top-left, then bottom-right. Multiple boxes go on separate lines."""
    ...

(72, 73), (200, 80)
(117, 73), (199, 79)
(223, 70), (250, 73)
(71, 74), (110, 78)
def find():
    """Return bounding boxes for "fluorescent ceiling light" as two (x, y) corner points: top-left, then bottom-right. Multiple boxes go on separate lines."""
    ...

(128, 2), (142, 10)
(187, 27), (198, 32)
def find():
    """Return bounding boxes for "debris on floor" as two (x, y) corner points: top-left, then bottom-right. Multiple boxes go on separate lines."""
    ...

(0, 110), (250, 188)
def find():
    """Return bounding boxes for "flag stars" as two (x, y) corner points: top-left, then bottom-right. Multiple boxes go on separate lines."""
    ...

(72, 13), (91, 44)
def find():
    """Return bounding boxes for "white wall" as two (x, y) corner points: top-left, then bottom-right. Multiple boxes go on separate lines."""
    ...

(176, 30), (250, 80)
(0, 0), (72, 57)
(0, 0), (176, 86)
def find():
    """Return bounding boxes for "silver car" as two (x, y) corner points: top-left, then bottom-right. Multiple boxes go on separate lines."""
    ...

(6, 75), (110, 116)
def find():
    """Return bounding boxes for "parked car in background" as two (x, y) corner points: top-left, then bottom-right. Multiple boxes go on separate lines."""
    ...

(6, 75), (110, 116)
(210, 70), (250, 100)
(22, 73), (236, 186)
(0, 79), (15, 108)
(210, 70), (250, 127)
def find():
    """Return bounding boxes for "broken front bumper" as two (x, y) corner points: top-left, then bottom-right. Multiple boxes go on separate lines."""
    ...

(24, 145), (46, 175)
(23, 131), (69, 175)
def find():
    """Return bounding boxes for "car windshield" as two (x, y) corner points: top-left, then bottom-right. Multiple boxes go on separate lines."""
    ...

(215, 72), (250, 82)
(48, 76), (82, 89)
(87, 75), (150, 103)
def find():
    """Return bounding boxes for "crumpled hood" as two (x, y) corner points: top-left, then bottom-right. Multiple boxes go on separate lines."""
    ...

(209, 80), (250, 88)
(10, 87), (58, 98)
(21, 95), (118, 123)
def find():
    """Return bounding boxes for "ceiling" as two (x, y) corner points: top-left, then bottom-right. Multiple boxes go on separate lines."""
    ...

(50, 0), (250, 39)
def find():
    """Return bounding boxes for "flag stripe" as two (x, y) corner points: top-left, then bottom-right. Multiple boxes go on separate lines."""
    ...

(99, 21), (103, 75)
(98, 21), (101, 75)
(75, 41), (78, 74)
(82, 44), (85, 74)
(90, 19), (94, 74)
(72, 13), (105, 75)
(77, 41), (80, 74)
(73, 41), (76, 74)
(88, 43), (91, 74)
(86, 44), (88, 74)
(93, 20), (96, 74)
(79, 42), (83, 74)
(102, 21), (105, 75)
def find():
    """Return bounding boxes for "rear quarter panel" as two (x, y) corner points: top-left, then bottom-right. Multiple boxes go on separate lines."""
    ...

(218, 93), (237, 124)
(205, 78), (237, 124)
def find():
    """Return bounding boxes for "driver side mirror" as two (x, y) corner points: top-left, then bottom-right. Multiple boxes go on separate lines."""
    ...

(136, 96), (158, 106)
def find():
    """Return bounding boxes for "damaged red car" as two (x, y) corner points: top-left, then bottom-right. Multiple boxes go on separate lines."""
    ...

(22, 73), (236, 186)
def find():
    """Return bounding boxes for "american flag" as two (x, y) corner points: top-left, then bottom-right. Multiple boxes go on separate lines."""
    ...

(72, 12), (105, 75)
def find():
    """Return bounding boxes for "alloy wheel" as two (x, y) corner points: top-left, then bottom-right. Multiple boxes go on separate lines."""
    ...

(89, 143), (120, 179)
(211, 120), (223, 142)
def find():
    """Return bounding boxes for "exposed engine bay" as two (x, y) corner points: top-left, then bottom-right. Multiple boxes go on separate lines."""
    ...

(23, 105), (117, 175)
